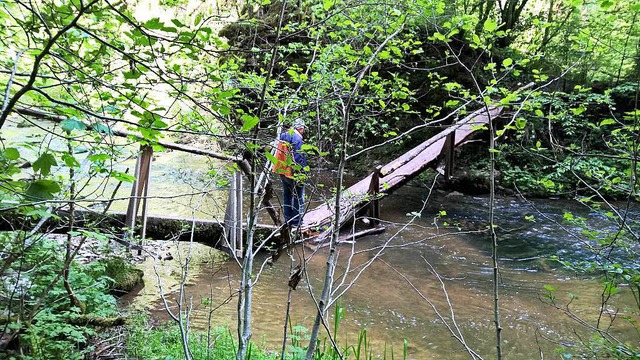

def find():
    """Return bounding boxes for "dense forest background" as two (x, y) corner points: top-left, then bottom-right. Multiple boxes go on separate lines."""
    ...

(0, 0), (638, 358)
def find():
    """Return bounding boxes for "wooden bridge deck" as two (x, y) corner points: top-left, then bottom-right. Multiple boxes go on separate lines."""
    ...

(18, 103), (503, 254)
(300, 106), (503, 235)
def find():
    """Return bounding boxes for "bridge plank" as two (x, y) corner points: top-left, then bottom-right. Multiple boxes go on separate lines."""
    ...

(300, 106), (502, 234)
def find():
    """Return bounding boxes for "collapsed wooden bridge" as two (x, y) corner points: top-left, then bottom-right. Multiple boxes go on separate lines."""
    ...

(299, 105), (502, 243)
(114, 104), (503, 254)
(13, 104), (503, 255)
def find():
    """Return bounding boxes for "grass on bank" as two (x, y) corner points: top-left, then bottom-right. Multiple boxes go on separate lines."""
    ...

(126, 314), (276, 360)
(125, 313), (409, 360)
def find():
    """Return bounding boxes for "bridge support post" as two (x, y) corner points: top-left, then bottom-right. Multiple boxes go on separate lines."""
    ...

(125, 145), (153, 251)
(367, 165), (382, 227)
(444, 131), (456, 180)
(223, 170), (244, 258)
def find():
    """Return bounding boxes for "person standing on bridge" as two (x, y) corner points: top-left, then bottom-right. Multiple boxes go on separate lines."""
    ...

(272, 119), (308, 228)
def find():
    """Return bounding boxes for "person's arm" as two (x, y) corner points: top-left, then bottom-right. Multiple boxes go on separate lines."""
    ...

(291, 134), (307, 169)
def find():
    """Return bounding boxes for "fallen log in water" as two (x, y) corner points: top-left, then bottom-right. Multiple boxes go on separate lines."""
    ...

(0, 209), (280, 253)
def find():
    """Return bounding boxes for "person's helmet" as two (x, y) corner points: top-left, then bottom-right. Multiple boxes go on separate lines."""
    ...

(293, 119), (306, 130)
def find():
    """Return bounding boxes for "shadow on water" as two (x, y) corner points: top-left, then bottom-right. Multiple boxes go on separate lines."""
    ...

(123, 183), (640, 359)
(5, 121), (638, 358)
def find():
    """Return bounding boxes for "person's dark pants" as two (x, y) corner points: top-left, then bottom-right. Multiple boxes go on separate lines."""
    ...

(280, 175), (305, 227)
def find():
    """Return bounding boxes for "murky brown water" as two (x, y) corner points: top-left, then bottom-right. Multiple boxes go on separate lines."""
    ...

(123, 184), (640, 359)
(1, 121), (229, 218)
(5, 122), (639, 358)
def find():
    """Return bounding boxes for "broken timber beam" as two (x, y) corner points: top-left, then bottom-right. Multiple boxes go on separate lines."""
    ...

(367, 165), (383, 226)
(443, 130), (455, 180)
(305, 225), (386, 250)
(0, 209), (279, 253)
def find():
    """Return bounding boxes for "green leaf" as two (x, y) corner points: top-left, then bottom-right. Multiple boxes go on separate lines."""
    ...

(570, 105), (586, 115)
(123, 70), (141, 80)
(171, 19), (185, 27)
(26, 208), (58, 219)
(4, 148), (20, 160)
(599, 118), (616, 126)
(92, 123), (112, 134)
(62, 154), (80, 168)
(378, 50), (390, 59)
(152, 119), (168, 128)
(240, 114), (259, 132)
(33, 153), (57, 176)
(483, 19), (498, 32)
(215, 105), (230, 115)
(471, 124), (488, 131)
(60, 118), (87, 133)
(484, 62), (496, 71)
(433, 32), (446, 41)
(323, 0), (333, 10)
(604, 282), (619, 296)
(445, 100), (459, 108)
(195, 12), (203, 26)
(112, 171), (136, 183)
(144, 18), (164, 30)
(25, 179), (61, 200)
(89, 154), (111, 162)
(502, 58), (513, 67)
(599, 0), (614, 8)
(265, 151), (277, 165)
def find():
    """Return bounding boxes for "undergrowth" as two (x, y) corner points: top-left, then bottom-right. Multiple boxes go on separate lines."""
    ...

(125, 309), (409, 360)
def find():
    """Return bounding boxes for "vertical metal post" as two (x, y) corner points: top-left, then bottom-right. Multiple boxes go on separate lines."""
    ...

(234, 171), (243, 258)
(224, 171), (237, 255)
(223, 170), (244, 258)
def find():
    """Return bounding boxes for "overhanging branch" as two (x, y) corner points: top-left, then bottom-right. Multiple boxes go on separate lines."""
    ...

(14, 106), (241, 162)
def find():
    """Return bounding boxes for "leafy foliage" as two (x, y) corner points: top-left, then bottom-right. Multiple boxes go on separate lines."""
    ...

(496, 87), (638, 199)
(0, 0), (639, 358)
(0, 232), (118, 359)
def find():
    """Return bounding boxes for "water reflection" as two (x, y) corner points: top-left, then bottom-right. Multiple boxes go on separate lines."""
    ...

(127, 186), (639, 359)
(1, 121), (231, 218)
(6, 121), (637, 358)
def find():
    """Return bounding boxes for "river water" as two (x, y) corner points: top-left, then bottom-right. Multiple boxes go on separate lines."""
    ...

(125, 179), (640, 359)
(3, 121), (639, 358)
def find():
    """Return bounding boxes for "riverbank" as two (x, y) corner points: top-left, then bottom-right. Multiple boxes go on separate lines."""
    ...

(112, 188), (640, 359)
(4, 187), (636, 359)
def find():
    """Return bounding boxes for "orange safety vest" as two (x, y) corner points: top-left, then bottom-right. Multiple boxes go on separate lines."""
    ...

(272, 140), (293, 178)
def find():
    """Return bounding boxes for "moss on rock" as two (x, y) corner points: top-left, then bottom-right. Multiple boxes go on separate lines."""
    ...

(99, 257), (144, 296)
